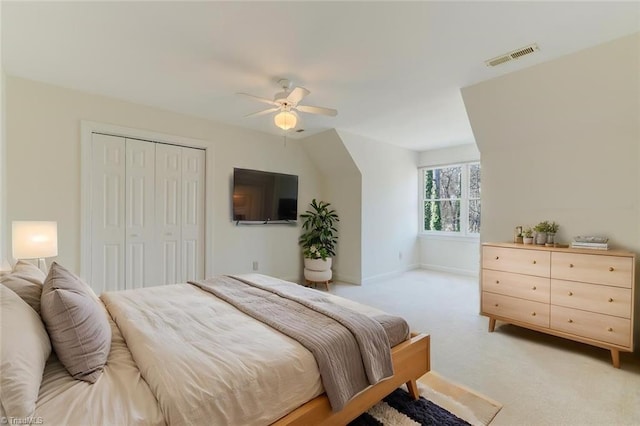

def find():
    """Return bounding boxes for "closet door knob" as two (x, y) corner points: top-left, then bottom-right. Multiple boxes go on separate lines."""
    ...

(608, 327), (613, 332)
(568, 319), (573, 323)
(532, 286), (537, 290)
(568, 291), (573, 296)
(495, 280), (500, 284)
(609, 267), (614, 272)
(569, 263), (574, 268)
(532, 260), (537, 264)
(495, 256), (499, 260)
(608, 298), (614, 303)
(531, 312), (537, 316)
(494, 303), (499, 307)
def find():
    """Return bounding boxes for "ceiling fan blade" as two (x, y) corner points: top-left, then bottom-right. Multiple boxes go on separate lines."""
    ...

(296, 105), (338, 117)
(286, 87), (310, 105)
(244, 107), (280, 118)
(237, 92), (279, 106)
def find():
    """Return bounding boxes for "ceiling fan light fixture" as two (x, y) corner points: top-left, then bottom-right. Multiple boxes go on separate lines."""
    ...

(274, 111), (297, 130)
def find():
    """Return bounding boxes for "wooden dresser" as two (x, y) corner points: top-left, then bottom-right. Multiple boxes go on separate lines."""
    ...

(481, 242), (636, 367)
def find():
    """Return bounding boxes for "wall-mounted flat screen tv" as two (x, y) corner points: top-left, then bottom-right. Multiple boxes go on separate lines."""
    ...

(232, 168), (298, 223)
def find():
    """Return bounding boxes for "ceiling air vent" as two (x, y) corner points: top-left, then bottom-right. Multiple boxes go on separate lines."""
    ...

(296, 129), (305, 133)
(485, 43), (540, 67)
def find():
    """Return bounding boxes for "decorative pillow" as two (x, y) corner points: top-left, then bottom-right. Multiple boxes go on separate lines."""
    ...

(41, 262), (111, 383)
(0, 260), (46, 314)
(0, 284), (52, 417)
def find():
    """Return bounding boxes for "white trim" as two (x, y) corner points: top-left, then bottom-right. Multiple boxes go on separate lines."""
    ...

(361, 264), (420, 285)
(418, 233), (479, 242)
(419, 264), (479, 278)
(80, 121), (215, 281)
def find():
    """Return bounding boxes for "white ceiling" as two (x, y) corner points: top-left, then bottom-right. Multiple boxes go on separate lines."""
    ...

(2, 1), (639, 151)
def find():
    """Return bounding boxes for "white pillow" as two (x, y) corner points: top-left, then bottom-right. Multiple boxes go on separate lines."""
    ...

(0, 284), (52, 417)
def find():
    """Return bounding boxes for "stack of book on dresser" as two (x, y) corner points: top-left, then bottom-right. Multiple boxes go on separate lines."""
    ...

(571, 236), (609, 250)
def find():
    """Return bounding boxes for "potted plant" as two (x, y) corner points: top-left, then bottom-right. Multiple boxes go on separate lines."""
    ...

(299, 199), (339, 284)
(533, 221), (551, 245)
(546, 221), (559, 245)
(522, 227), (534, 244)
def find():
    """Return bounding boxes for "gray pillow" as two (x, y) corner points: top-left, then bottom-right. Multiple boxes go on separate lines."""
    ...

(0, 260), (46, 314)
(41, 262), (111, 383)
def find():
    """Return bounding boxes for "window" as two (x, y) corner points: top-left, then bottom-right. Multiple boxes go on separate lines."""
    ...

(421, 162), (481, 235)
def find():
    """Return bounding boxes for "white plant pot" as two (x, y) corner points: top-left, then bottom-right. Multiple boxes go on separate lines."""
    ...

(523, 237), (534, 245)
(304, 257), (332, 272)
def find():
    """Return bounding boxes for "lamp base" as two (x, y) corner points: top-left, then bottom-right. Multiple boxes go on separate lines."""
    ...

(37, 258), (49, 274)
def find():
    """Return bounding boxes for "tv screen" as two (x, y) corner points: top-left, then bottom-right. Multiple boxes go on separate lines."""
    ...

(232, 168), (299, 222)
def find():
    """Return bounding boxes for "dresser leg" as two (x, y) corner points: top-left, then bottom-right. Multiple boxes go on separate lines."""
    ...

(488, 318), (496, 332)
(610, 349), (620, 368)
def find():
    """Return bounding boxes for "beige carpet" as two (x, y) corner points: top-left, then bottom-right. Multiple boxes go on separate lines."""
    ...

(415, 372), (502, 426)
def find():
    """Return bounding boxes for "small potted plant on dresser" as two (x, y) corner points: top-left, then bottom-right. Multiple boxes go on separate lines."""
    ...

(534, 221), (551, 245)
(546, 221), (559, 245)
(522, 227), (534, 244)
(299, 199), (339, 289)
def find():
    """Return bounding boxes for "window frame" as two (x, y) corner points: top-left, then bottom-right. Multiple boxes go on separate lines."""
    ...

(419, 162), (480, 238)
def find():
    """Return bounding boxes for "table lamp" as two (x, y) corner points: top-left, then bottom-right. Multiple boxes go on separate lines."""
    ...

(12, 221), (58, 273)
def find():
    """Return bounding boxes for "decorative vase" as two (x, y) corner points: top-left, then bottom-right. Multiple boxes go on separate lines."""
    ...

(515, 236), (523, 244)
(523, 237), (534, 245)
(546, 233), (555, 244)
(303, 257), (332, 289)
(535, 232), (547, 245)
(304, 257), (332, 272)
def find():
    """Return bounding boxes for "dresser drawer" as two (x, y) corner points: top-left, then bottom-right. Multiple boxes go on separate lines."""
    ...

(551, 305), (631, 348)
(483, 292), (550, 328)
(483, 246), (550, 277)
(482, 269), (549, 303)
(551, 252), (633, 288)
(551, 280), (632, 318)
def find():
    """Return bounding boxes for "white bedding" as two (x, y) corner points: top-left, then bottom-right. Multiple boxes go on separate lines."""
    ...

(34, 311), (164, 426)
(101, 280), (324, 426)
(32, 274), (394, 426)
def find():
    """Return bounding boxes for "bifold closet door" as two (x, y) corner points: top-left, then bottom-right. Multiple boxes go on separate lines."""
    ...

(155, 144), (205, 284)
(181, 147), (206, 282)
(91, 134), (125, 294)
(91, 135), (205, 290)
(125, 139), (157, 288)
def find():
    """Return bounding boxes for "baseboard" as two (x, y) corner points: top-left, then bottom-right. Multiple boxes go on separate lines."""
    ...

(333, 273), (361, 285)
(361, 264), (420, 285)
(420, 263), (479, 278)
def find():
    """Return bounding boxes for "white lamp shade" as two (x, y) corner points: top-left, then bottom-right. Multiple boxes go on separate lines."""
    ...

(274, 111), (297, 130)
(12, 221), (58, 259)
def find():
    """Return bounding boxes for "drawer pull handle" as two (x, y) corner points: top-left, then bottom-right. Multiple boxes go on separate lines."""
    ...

(495, 256), (499, 260)
(532, 286), (537, 290)
(496, 280), (500, 284)
(608, 327), (613, 332)
(532, 260), (537, 264)
(531, 312), (536, 316)
(494, 303), (499, 307)
(608, 298), (614, 303)
(569, 263), (574, 268)
(609, 267), (614, 272)
(568, 291), (573, 296)
(568, 319), (573, 323)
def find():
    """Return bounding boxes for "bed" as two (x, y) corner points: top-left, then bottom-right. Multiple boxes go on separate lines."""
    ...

(0, 262), (430, 426)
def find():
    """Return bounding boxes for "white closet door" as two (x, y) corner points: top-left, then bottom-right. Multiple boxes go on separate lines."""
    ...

(156, 144), (182, 285)
(181, 147), (205, 281)
(125, 139), (157, 288)
(91, 134), (125, 293)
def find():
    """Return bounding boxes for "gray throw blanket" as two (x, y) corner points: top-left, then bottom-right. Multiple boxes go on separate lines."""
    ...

(189, 275), (409, 411)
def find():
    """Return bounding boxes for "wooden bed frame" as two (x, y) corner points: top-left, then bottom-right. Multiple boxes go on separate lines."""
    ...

(272, 333), (431, 426)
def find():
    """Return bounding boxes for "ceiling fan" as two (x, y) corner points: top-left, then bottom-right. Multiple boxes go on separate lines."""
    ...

(238, 79), (337, 130)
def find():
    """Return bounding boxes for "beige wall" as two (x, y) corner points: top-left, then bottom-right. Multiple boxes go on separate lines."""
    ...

(418, 143), (481, 276)
(462, 33), (640, 349)
(338, 131), (419, 283)
(301, 130), (362, 284)
(5, 76), (322, 281)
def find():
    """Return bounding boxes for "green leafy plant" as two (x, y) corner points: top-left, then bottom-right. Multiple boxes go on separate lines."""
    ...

(299, 199), (339, 260)
(522, 227), (533, 238)
(534, 221), (551, 233)
(547, 221), (559, 234)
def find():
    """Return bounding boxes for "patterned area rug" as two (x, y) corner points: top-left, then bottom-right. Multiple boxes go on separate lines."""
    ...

(350, 372), (502, 426)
